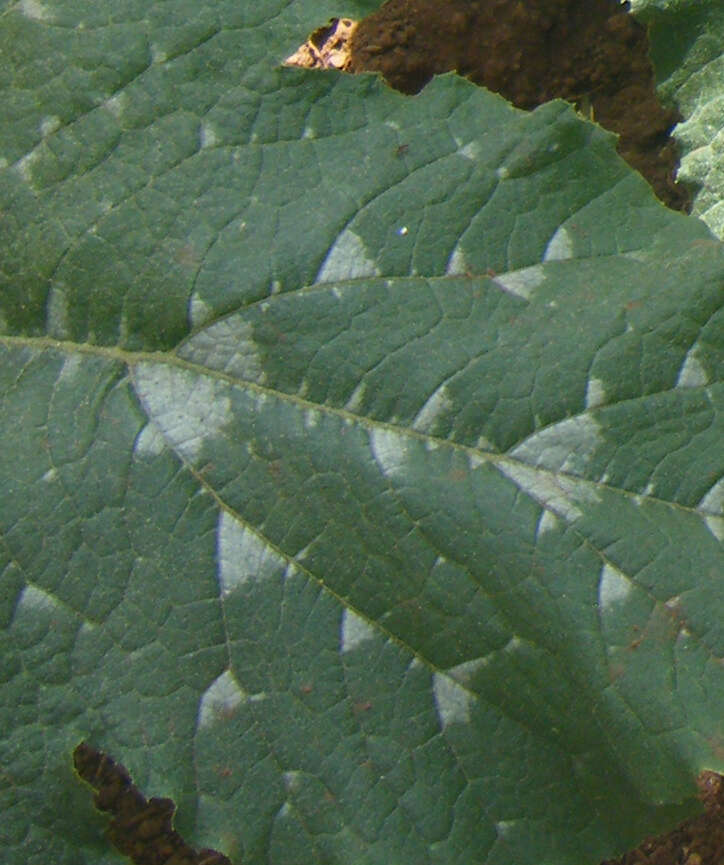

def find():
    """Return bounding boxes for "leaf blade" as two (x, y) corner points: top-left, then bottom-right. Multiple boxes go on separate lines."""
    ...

(1, 1), (723, 864)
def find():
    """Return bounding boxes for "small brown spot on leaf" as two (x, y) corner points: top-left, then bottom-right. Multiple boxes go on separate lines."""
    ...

(267, 460), (283, 480)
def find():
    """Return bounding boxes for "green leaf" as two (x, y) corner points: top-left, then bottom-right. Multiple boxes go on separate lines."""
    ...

(1, 2), (723, 865)
(631, 0), (724, 238)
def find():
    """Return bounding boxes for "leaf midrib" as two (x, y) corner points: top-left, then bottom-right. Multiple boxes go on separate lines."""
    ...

(1, 332), (712, 522)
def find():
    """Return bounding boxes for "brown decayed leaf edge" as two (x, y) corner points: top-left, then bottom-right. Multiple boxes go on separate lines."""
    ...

(73, 743), (231, 865)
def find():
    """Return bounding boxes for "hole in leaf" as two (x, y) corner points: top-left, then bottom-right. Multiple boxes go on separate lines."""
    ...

(73, 742), (231, 865)
(284, 17), (358, 71)
(286, 0), (692, 212)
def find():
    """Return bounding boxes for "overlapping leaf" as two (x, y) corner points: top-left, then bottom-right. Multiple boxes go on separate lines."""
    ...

(631, 0), (724, 238)
(1, 2), (723, 865)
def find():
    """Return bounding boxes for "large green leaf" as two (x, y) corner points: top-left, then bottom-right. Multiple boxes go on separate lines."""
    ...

(1, 2), (723, 865)
(631, 0), (724, 238)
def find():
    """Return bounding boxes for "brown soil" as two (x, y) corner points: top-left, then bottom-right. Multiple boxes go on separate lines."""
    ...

(348, 0), (692, 211)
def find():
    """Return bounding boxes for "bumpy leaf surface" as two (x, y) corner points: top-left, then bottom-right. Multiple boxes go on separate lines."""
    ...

(1, 2), (723, 865)
(632, 0), (724, 237)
